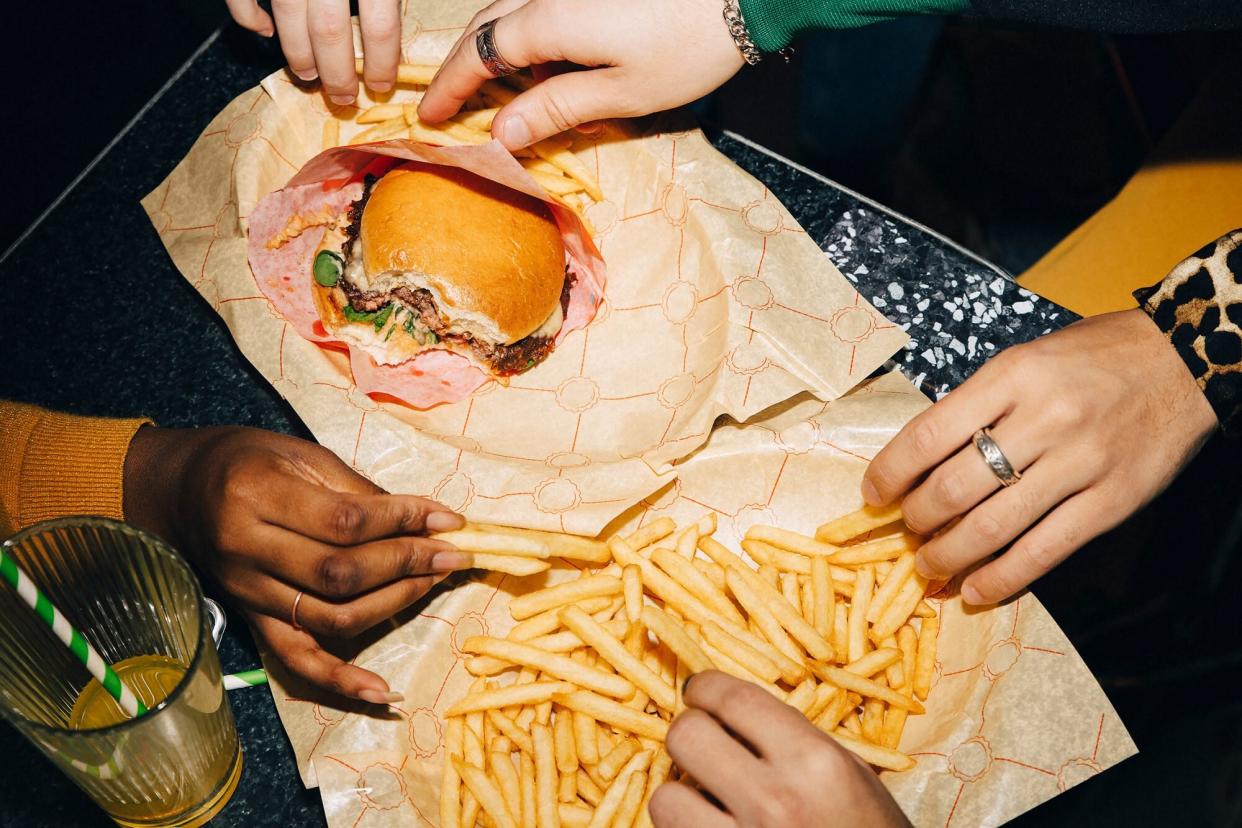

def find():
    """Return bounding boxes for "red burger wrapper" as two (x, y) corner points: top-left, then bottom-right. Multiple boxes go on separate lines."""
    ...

(246, 140), (606, 408)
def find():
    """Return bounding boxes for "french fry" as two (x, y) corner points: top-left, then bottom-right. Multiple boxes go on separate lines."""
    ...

(815, 503), (905, 544)
(724, 569), (806, 666)
(814, 690), (852, 734)
(699, 640), (783, 697)
(520, 751), (538, 828)
(810, 556), (835, 640)
(532, 724), (559, 828)
(746, 525), (839, 557)
(454, 757), (517, 828)
(674, 525), (699, 559)
(445, 681), (577, 716)
(806, 683), (840, 722)
(830, 730), (915, 772)
(528, 169), (587, 196)
(520, 157), (565, 177)
(557, 768), (577, 804)
(509, 576), (624, 620)
(473, 524), (610, 564)
(650, 548), (744, 625)
(597, 739), (639, 781)
(844, 647), (902, 678)
(695, 512), (718, 536)
(882, 705), (909, 750)
(559, 606), (676, 711)
(862, 694), (886, 744)
(831, 603), (849, 666)
(799, 577), (815, 626)
(558, 804), (591, 828)
(640, 605), (715, 674)
(624, 517), (676, 551)
(480, 80), (519, 106)
(612, 772), (647, 828)
(785, 679), (818, 714)
(622, 565), (643, 624)
(509, 595), (614, 641)
(531, 139), (604, 201)
(700, 622), (782, 683)
(576, 770), (604, 807)
(554, 708), (578, 773)
(611, 539), (718, 628)
(322, 117), (341, 150)
(434, 529), (551, 557)
(847, 566), (875, 663)
(914, 600), (937, 618)
(488, 710), (535, 754)
(441, 717), (464, 828)
(453, 106), (500, 131)
(494, 751), (524, 819)
(841, 711), (863, 735)
(587, 752), (652, 828)
(553, 691), (670, 741)
(463, 638), (634, 699)
(356, 102), (405, 123)
(692, 558), (727, 590)
(881, 635), (905, 688)
(866, 554), (917, 624)
(636, 751), (671, 828)
(408, 118), (493, 146)
(913, 612), (939, 700)
(780, 571), (801, 611)
(812, 665), (925, 713)
(897, 625), (918, 691)
(353, 59), (439, 85)
(828, 533), (920, 567)
(473, 553), (553, 577)
(725, 565), (834, 661)
(348, 118), (407, 144)
(758, 565), (780, 587)
(573, 709), (599, 765)
(870, 574), (929, 642)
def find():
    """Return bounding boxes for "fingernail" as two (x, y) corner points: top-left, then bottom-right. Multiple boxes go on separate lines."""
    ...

(426, 511), (465, 532)
(359, 689), (404, 705)
(682, 673), (695, 695)
(500, 116), (532, 149)
(914, 555), (938, 580)
(960, 582), (984, 605)
(330, 93), (356, 106)
(368, 81), (393, 93)
(292, 68), (319, 82)
(860, 479), (882, 506)
(260, 27), (275, 38)
(431, 551), (473, 572)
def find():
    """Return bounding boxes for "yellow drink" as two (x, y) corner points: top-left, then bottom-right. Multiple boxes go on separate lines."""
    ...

(70, 655), (186, 730)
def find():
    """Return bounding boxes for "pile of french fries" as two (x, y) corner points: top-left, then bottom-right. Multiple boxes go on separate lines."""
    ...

(319, 62), (603, 229)
(431, 503), (940, 828)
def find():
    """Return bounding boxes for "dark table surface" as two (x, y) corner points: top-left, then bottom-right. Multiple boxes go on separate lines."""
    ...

(0, 26), (1076, 827)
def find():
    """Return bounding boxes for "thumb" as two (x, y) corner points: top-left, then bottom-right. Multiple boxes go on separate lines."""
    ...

(492, 68), (630, 150)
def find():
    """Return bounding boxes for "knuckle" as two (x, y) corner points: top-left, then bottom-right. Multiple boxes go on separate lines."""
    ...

(932, 467), (968, 511)
(539, 90), (582, 134)
(1016, 540), (1060, 578)
(326, 608), (361, 638)
(328, 500), (368, 543)
(968, 509), (1007, 546)
(755, 791), (801, 825)
(647, 785), (676, 822)
(271, 0), (301, 12)
(666, 709), (707, 753)
(316, 553), (361, 597)
(309, 9), (351, 43)
(909, 418), (940, 459)
(1044, 397), (1082, 428)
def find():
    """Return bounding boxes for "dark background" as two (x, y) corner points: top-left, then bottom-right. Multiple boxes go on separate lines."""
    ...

(0, 2), (1239, 825)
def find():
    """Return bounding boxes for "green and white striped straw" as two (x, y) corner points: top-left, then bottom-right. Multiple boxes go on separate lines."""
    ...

(0, 548), (148, 718)
(223, 669), (268, 691)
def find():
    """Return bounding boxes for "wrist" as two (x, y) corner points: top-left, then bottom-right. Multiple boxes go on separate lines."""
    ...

(123, 425), (219, 552)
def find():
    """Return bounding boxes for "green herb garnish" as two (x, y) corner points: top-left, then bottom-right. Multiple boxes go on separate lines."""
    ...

(526, 358), (537, 367)
(383, 326), (395, 341)
(403, 316), (416, 334)
(426, 331), (438, 344)
(313, 250), (344, 287)
(372, 303), (394, 331)
(342, 305), (377, 323)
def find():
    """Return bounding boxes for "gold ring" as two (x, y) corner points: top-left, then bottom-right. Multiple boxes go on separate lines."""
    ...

(290, 591), (305, 631)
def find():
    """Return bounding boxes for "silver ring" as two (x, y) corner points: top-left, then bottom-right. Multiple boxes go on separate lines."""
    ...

(972, 428), (1022, 487)
(475, 19), (518, 78)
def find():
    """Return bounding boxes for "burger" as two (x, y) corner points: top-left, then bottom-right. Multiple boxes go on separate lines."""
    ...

(309, 162), (571, 377)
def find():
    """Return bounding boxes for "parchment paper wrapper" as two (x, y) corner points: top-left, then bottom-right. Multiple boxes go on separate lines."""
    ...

(142, 0), (907, 535)
(142, 0), (1134, 822)
(265, 371), (1135, 826)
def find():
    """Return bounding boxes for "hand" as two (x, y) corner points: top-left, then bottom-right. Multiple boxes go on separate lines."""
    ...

(225, 0), (401, 104)
(651, 671), (910, 827)
(863, 308), (1217, 605)
(417, 0), (745, 150)
(123, 425), (471, 704)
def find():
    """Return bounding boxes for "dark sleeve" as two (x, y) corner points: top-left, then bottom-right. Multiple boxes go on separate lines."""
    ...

(1133, 230), (1242, 436)
(970, 1), (1242, 32)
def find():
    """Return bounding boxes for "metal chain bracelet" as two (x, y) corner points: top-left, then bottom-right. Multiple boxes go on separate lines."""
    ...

(721, 0), (794, 66)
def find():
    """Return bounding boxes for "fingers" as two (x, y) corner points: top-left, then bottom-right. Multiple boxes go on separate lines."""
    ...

(358, 0), (401, 93)
(272, 0), (318, 81)
(914, 456), (1086, 579)
(250, 524), (470, 596)
(259, 470), (462, 545)
(863, 370), (1012, 507)
(492, 67), (631, 150)
(649, 782), (736, 828)
(681, 671), (817, 759)
(248, 611), (401, 703)
(418, 0), (531, 122)
(248, 569), (447, 639)
(665, 709), (765, 818)
(308, 0), (359, 104)
(900, 415), (1042, 536)
(961, 490), (1113, 604)
(225, 0), (275, 36)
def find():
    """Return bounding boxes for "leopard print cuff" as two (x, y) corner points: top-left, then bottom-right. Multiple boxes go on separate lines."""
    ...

(1133, 229), (1242, 436)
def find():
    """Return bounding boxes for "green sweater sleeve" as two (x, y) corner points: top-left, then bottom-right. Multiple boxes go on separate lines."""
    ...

(737, 0), (969, 51)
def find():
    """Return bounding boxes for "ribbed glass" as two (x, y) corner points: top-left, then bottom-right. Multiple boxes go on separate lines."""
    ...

(0, 518), (241, 827)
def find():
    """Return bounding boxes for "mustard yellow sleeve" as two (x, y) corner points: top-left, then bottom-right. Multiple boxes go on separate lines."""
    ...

(0, 401), (152, 536)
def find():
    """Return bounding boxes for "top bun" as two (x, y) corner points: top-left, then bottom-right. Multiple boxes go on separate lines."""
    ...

(360, 163), (566, 344)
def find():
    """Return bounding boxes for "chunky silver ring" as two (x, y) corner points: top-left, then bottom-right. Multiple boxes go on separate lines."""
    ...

(972, 428), (1022, 487)
(475, 18), (518, 78)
